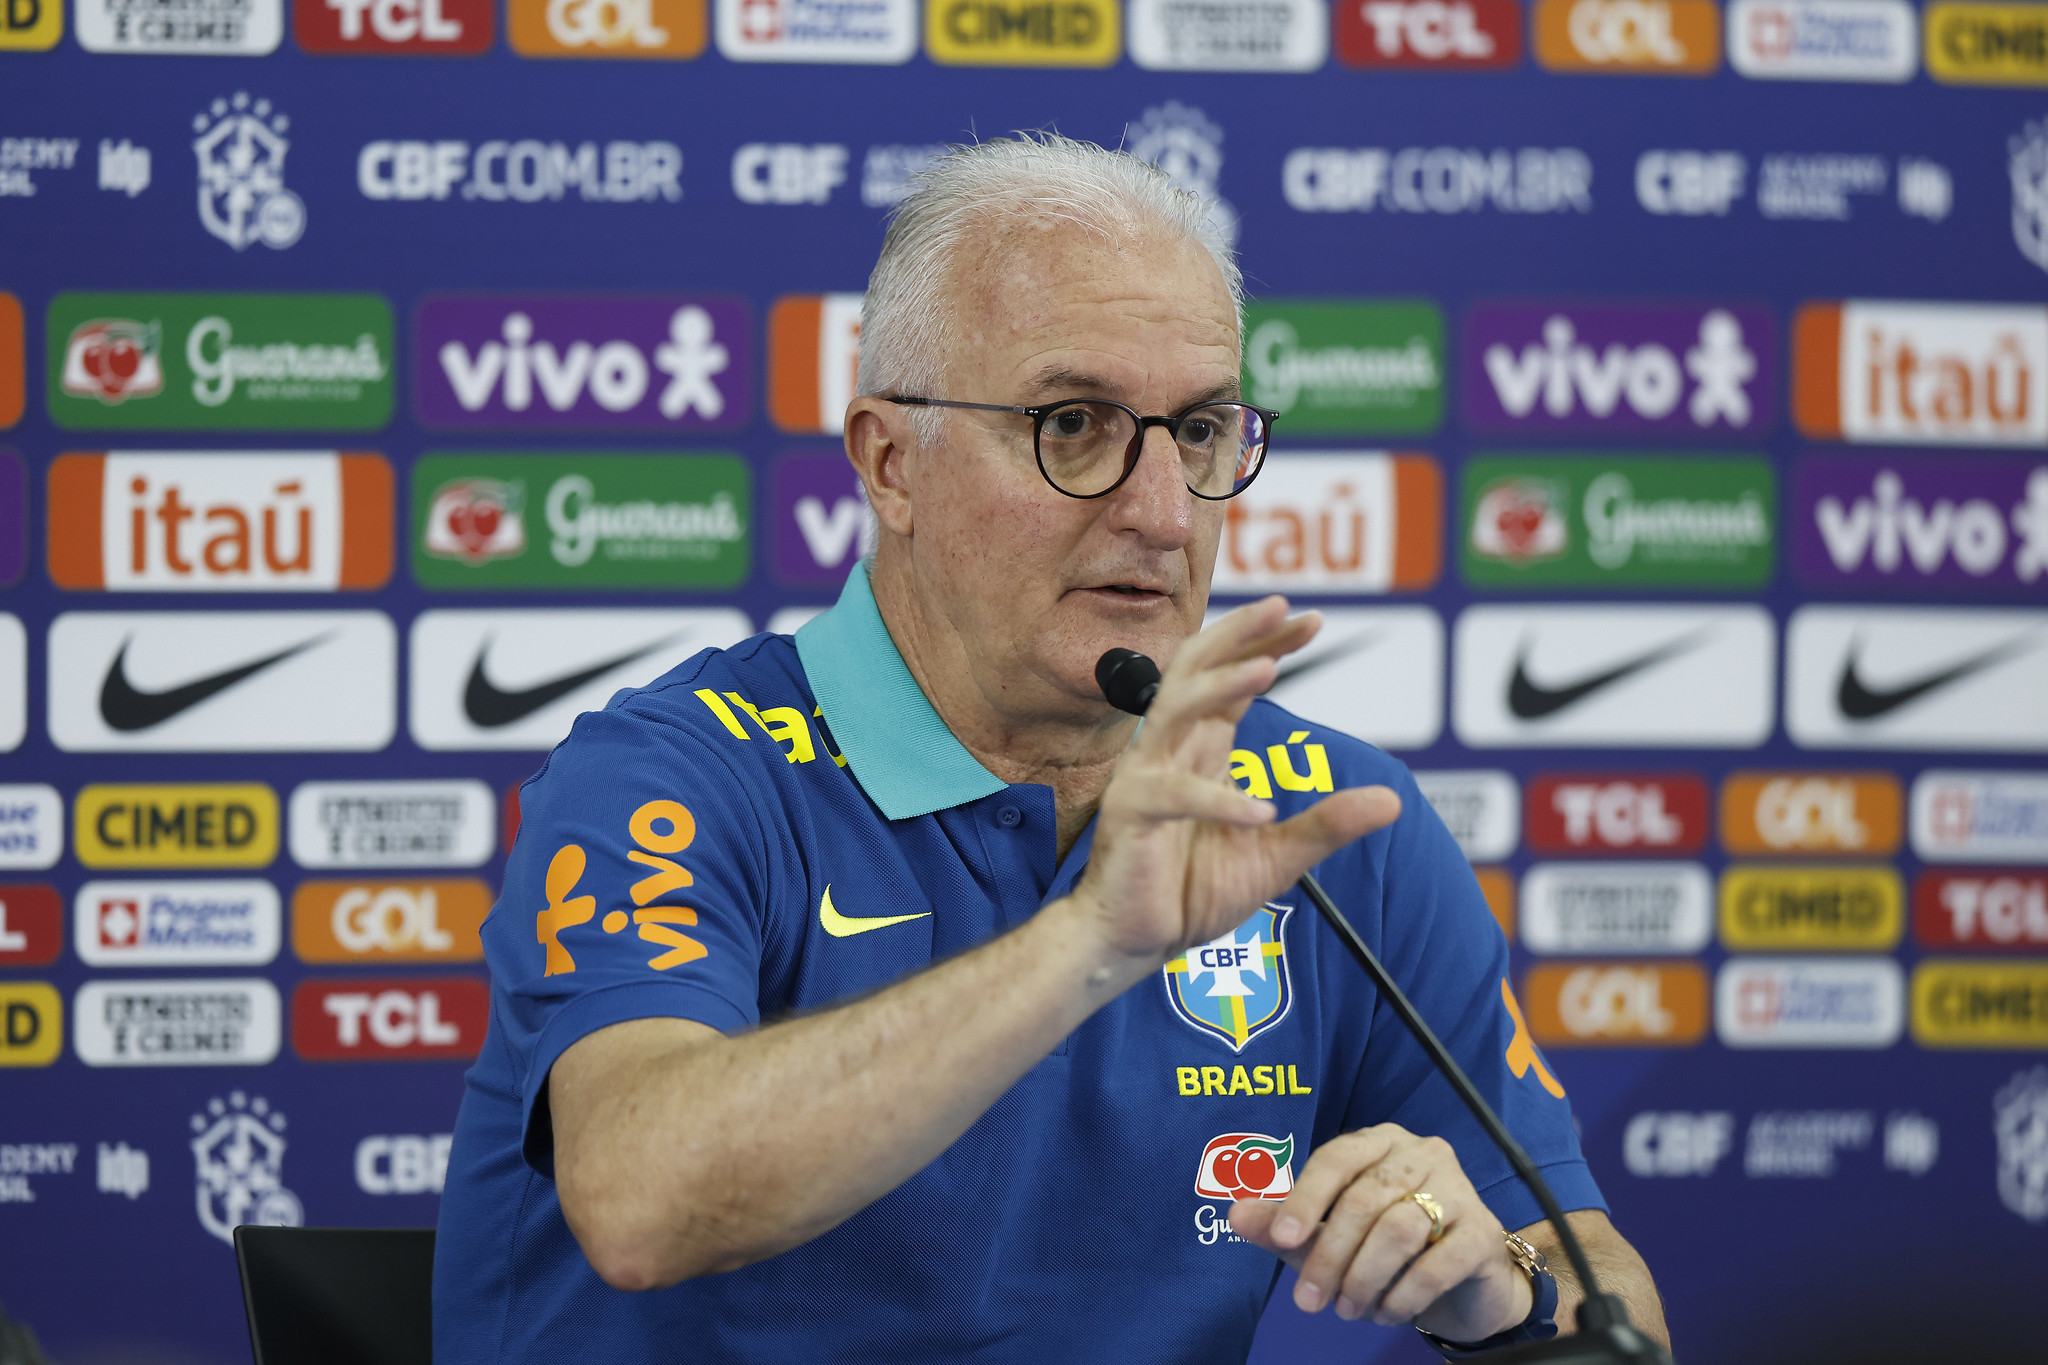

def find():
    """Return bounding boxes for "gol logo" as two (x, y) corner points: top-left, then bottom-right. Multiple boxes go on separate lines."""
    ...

(509, 0), (708, 55)
(0, 294), (22, 428)
(1720, 772), (1902, 856)
(1534, 0), (1721, 72)
(0, 0), (61, 49)
(1719, 866), (1904, 950)
(1911, 959), (2048, 1046)
(1925, 3), (2048, 85)
(768, 293), (862, 434)
(0, 982), (59, 1067)
(1335, 0), (1523, 67)
(1915, 871), (2048, 949)
(1526, 774), (1708, 855)
(0, 884), (60, 966)
(1193, 1132), (1296, 1200)
(1523, 962), (1709, 1046)
(291, 977), (489, 1060)
(294, 0), (495, 52)
(925, 0), (1121, 65)
(291, 879), (491, 963)
(73, 784), (279, 870)
(47, 452), (394, 592)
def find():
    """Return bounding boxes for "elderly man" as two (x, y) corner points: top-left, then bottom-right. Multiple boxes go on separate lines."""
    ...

(434, 134), (1667, 1361)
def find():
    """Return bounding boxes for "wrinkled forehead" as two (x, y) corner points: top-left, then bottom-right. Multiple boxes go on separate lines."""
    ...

(942, 210), (1240, 399)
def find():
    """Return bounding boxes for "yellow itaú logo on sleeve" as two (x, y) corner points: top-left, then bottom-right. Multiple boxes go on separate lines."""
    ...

(925, 0), (1121, 65)
(819, 885), (930, 937)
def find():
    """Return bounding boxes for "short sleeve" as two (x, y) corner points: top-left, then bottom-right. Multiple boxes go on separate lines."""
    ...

(481, 708), (774, 1176)
(1341, 768), (1607, 1234)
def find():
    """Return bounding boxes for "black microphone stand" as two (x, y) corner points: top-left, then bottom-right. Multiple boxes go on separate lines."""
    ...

(1096, 650), (1673, 1365)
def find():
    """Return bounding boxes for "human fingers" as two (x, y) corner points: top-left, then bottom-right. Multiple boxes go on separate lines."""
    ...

(1255, 786), (1403, 886)
(1361, 1206), (1506, 1326)
(1106, 769), (1278, 831)
(1169, 596), (1292, 678)
(1129, 656), (1277, 759)
(1323, 1139), (1470, 1318)
(1218, 611), (1322, 671)
(1285, 1130), (1442, 1313)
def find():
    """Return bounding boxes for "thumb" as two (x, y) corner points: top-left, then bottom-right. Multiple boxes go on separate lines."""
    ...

(1260, 785), (1403, 882)
(1227, 1199), (1316, 1269)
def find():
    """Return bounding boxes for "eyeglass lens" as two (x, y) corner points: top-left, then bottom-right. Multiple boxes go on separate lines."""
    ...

(1035, 401), (1267, 499)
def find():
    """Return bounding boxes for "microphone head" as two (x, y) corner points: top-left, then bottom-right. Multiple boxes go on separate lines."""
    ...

(1096, 648), (1162, 716)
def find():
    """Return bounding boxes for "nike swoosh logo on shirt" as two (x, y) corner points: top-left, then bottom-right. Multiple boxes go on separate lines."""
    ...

(1835, 633), (2040, 721)
(1506, 629), (1709, 721)
(818, 885), (929, 938)
(99, 634), (329, 732)
(462, 636), (680, 729)
(1271, 631), (1384, 690)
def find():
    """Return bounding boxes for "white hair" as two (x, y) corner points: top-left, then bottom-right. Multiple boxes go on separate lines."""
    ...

(856, 132), (1244, 442)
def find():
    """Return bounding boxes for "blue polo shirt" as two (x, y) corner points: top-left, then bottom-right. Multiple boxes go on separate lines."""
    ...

(433, 563), (1605, 1364)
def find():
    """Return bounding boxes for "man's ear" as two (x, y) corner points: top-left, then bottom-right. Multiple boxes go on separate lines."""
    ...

(844, 396), (915, 538)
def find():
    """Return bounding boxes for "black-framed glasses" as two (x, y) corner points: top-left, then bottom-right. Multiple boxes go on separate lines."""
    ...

(888, 396), (1277, 501)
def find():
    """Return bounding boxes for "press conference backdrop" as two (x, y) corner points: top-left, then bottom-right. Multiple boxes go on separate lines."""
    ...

(3, 3), (2048, 1360)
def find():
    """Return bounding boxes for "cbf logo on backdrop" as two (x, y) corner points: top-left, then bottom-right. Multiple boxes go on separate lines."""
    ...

(1163, 903), (1293, 1051)
(2014, 117), (2048, 276)
(191, 1091), (299, 1244)
(193, 94), (305, 252)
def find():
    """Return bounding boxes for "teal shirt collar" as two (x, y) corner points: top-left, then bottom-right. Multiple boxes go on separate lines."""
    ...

(794, 561), (1009, 821)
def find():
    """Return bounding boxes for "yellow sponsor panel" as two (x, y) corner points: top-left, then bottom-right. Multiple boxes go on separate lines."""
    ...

(0, 983), (62, 1068)
(926, 0), (1120, 65)
(1912, 959), (2048, 1047)
(1719, 865), (1903, 951)
(74, 783), (280, 869)
(1925, 3), (2048, 85)
(0, 0), (63, 50)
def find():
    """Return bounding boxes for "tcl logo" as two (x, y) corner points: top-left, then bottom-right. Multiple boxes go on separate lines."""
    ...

(294, 0), (494, 52)
(291, 978), (487, 1060)
(1623, 1111), (1733, 1176)
(1333, 0), (1522, 68)
(1720, 772), (1902, 855)
(354, 1133), (452, 1194)
(0, 885), (60, 967)
(1526, 775), (1707, 854)
(1523, 963), (1709, 1045)
(1916, 872), (2048, 948)
(1534, 0), (1721, 72)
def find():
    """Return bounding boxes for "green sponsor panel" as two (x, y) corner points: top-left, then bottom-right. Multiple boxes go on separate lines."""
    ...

(1461, 455), (1776, 588)
(47, 292), (393, 430)
(1241, 300), (1442, 434)
(413, 453), (750, 589)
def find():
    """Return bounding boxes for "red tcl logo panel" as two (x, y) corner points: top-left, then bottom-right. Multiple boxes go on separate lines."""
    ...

(1915, 872), (2048, 950)
(292, 977), (489, 1060)
(294, 0), (495, 54)
(1526, 775), (1709, 855)
(1334, 0), (1524, 68)
(0, 885), (61, 967)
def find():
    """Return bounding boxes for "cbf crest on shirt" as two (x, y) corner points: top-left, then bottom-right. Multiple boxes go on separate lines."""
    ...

(1163, 901), (1294, 1051)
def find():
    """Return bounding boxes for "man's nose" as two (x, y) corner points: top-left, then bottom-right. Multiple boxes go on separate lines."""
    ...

(1106, 424), (1196, 546)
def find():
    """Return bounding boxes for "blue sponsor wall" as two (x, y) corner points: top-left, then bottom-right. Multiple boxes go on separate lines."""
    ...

(4, 3), (2048, 1361)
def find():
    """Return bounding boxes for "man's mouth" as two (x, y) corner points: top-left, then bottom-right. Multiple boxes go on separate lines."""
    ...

(1083, 583), (1173, 603)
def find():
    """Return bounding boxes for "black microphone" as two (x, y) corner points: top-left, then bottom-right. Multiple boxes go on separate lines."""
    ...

(1097, 649), (1672, 1365)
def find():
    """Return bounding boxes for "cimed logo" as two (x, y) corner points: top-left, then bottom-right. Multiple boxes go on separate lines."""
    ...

(1163, 903), (1293, 1051)
(193, 93), (306, 252)
(191, 1091), (301, 1244)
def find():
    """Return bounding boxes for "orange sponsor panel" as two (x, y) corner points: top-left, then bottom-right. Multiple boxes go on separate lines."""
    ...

(507, 0), (706, 58)
(1790, 302), (1845, 439)
(1474, 865), (1515, 939)
(291, 878), (491, 963)
(1523, 961), (1710, 1046)
(1391, 453), (1444, 590)
(0, 293), (22, 429)
(1720, 771), (1903, 856)
(1533, 0), (1721, 73)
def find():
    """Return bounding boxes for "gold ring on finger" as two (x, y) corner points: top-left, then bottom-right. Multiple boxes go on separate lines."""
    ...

(1404, 1190), (1446, 1244)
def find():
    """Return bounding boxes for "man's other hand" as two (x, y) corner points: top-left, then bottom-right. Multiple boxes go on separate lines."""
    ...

(1228, 1123), (1534, 1344)
(1068, 595), (1402, 969)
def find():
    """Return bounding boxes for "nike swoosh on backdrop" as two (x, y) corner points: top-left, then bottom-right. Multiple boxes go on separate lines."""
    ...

(1835, 632), (2041, 721)
(818, 884), (930, 938)
(462, 635), (683, 729)
(1271, 631), (1384, 690)
(99, 634), (330, 732)
(1506, 629), (1711, 721)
